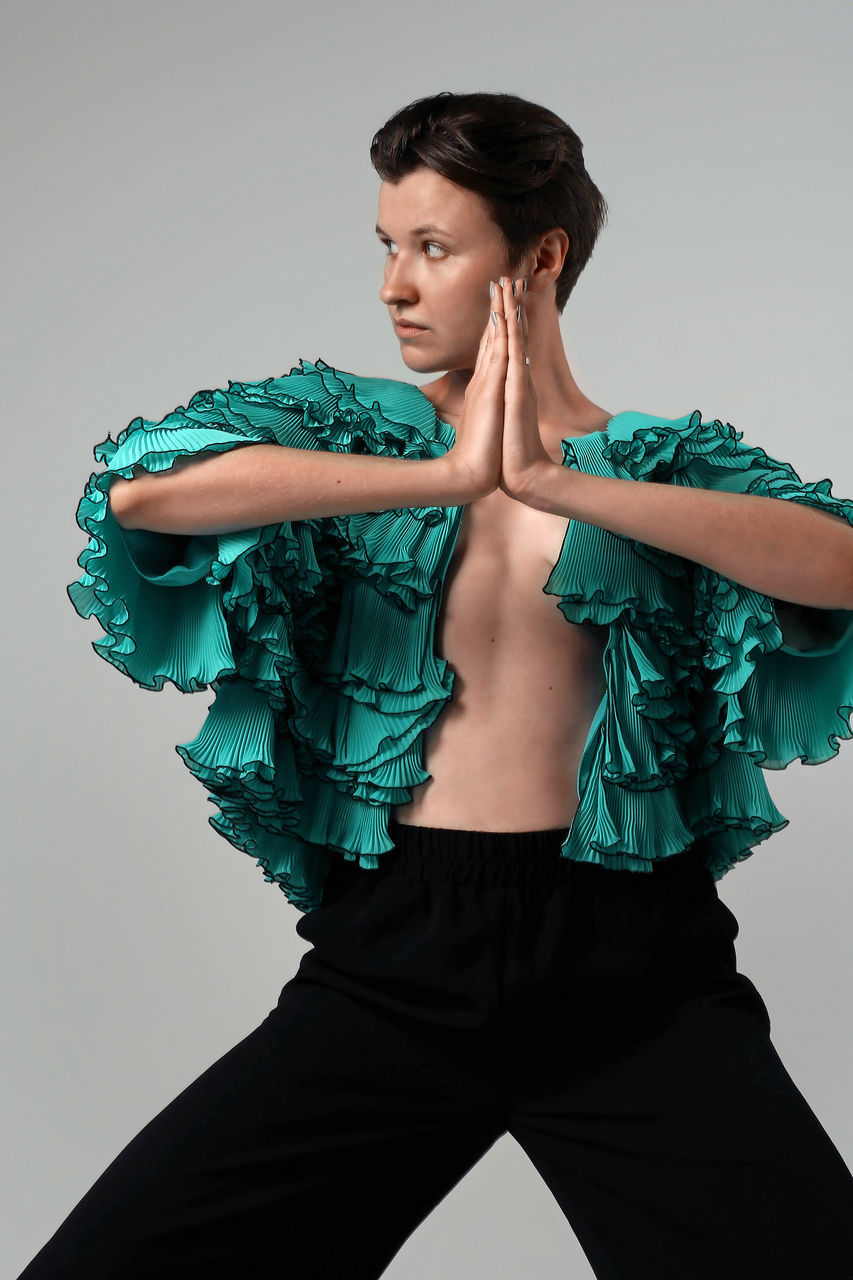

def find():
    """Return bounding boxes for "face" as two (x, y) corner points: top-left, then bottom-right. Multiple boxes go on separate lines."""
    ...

(376, 167), (514, 374)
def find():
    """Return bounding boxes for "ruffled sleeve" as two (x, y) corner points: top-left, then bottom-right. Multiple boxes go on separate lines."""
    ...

(66, 374), (338, 693)
(604, 411), (853, 771)
(66, 357), (458, 913)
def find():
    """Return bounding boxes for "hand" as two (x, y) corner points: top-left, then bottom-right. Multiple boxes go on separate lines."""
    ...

(493, 276), (553, 498)
(442, 283), (507, 500)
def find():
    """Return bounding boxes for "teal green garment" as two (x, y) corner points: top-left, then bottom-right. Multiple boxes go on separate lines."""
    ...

(67, 357), (853, 913)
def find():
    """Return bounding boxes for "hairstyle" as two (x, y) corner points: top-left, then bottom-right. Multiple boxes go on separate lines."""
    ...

(369, 91), (609, 314)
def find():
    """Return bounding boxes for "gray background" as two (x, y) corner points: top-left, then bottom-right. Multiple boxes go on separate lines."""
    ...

(3, 0), (852, 1275)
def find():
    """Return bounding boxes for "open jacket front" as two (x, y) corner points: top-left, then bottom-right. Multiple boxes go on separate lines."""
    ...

(67, 358), (853, 913)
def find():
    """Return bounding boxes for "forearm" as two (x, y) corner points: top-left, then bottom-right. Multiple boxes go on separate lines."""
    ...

(522, 464), (853, 610)
(109, 444), (471, 534)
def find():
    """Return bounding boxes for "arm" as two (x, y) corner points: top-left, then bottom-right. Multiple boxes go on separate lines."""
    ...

(516, 468), (853, 611)
(109, 443), (474, 534)
(495, 280), (853, 610)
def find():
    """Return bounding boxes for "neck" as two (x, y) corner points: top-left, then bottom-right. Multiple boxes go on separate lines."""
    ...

(420, 306), (612, 438)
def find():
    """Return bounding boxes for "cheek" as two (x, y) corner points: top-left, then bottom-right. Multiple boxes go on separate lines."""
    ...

(437, 278), (489, 329)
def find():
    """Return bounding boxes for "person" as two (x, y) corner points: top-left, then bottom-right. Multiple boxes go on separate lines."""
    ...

(19, 90), (853, 1279)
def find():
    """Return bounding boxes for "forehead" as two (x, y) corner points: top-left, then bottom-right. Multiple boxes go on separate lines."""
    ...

(376, 169), (494, 237)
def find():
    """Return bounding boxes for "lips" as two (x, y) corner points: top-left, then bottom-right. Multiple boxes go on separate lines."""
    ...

(394, 319), (427, 330)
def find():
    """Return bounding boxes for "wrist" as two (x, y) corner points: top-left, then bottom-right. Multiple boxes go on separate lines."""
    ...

(437, 450), (496, 505)
(503, 459), (557, 508)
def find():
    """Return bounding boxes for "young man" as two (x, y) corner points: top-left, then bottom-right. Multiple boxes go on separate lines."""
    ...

(22, 91), (853, 1278)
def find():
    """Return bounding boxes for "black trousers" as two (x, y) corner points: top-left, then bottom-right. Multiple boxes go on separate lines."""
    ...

(18, 821), (853, 1279)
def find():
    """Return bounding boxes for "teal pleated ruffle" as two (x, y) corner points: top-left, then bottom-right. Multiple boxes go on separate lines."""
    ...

(546, 410), (853, 882)
(67, 358), (460, 911)
(67, 364), (853, 911)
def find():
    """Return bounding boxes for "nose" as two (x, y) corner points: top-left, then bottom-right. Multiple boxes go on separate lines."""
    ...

(378, 254), (417, 307)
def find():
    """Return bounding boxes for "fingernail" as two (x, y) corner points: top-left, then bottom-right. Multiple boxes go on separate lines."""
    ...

(516, 303), (521, 323)
(489, 280), (495, 299)
(490, 310), (497, 327)
(522, 278), (528, 293)
(498, 276), (506, 286)
(511, 279), (517, 298)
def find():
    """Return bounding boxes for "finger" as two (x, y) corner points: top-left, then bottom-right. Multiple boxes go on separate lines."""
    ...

(472, 282), (496, 379)
(504, 276), (525, 384)
(519, 283), (531, 379)
(490, 276), (509, 371)
(514, 279), (533, 385)
(503, 277), (515, 362)
(473, 292), (493, 377)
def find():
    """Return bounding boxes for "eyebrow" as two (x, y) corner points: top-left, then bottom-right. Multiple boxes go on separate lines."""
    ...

(374, 222), (456, 240)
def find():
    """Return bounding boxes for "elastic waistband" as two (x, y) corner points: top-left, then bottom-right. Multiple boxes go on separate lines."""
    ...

(387, 819), (571, 888)
(382, 820), (712, 890)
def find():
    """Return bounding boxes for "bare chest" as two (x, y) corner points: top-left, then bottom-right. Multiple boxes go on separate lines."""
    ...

(391, 482), (608, 830)
(437, 489), (607, 715)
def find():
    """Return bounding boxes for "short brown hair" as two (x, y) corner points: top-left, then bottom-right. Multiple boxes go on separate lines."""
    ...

(369, 91), (609, 314)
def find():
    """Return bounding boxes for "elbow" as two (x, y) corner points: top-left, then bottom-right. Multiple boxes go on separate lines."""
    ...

(845, 554), (853, 610)
(832, 540), (853, 610)
(107, 477), (140, 529)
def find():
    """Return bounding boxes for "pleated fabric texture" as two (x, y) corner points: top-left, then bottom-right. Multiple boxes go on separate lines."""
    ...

(66, 357), (853, 912)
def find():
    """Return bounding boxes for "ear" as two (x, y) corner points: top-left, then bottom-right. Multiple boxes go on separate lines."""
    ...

(526, 228), (569, 293)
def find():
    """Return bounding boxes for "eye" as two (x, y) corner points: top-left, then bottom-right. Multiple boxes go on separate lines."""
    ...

(379, 239), (447, 259)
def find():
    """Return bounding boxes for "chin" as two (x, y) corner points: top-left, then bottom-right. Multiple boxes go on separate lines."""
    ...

(396, 339), (474, 375)
(396, 346), (445, 374)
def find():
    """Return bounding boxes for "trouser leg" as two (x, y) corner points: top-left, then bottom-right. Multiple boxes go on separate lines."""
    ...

(16, 856), (507, 1280)
(509, 970), (853, 1278)
(501, 862), (853, 1280)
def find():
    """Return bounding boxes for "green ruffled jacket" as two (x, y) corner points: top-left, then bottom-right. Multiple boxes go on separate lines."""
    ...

(67, 358), (853, 913)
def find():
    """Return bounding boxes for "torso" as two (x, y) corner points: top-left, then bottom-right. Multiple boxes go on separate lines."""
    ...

(391, 395), (611, 833)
